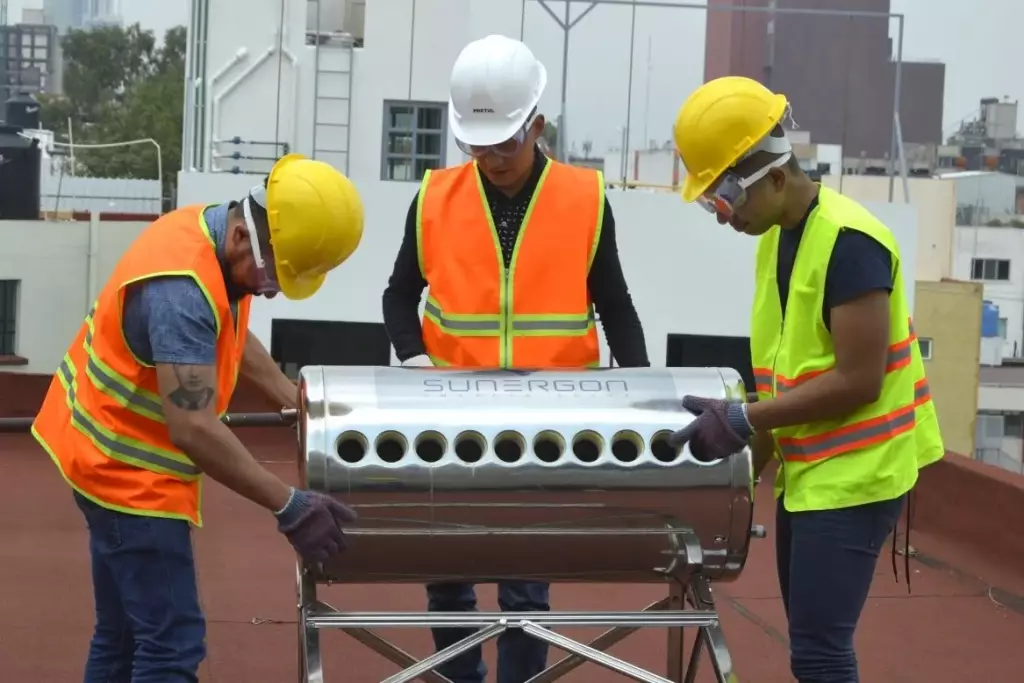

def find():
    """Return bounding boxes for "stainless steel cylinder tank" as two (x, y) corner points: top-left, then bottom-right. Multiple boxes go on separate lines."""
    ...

(298, 366), (754, 585)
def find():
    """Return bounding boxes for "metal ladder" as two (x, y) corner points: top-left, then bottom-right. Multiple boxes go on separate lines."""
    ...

(310, 1), (354, 174)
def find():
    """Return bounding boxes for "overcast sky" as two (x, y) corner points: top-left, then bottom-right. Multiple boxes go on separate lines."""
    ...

(10, 0), (1024, 155)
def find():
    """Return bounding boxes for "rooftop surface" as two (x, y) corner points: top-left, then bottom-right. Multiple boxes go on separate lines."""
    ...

(3, 428), (1024, 682)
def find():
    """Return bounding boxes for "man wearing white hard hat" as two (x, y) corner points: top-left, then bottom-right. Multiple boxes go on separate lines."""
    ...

(382, 34), (649, 683)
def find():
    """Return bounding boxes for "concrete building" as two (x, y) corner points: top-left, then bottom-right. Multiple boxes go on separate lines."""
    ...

(703, 0), (945, 159)
(913, 280), (983, 459)
(0, 20), (59, 99)
(953, 225), (1024, 359)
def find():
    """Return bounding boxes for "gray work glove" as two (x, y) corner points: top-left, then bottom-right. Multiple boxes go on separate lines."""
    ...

(274, 488), (357, 563)
(668, 396), (752, 462)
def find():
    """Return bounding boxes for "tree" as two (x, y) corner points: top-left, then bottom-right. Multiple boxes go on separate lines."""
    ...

(543, 120), (558, 153)
(37, 23), (185, 205)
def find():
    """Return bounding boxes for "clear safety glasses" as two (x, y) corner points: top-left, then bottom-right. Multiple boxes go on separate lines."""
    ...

(242, 185), (281, 296)
(696, 131), (794, 220)
(456, 112), (537, 159)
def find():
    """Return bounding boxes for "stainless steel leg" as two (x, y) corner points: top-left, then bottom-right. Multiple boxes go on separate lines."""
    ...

(297, 563), (324, 683)
(687, 575), (738, 683)
(666, 580), (686, 682)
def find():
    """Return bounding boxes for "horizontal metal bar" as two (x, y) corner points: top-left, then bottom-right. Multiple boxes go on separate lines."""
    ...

(529, 0), (902, 20)
(317, 96), (349, 101)
(306, 610), (719, 629)
(316, 122), (348, 128)
(0, 408), (296, 434)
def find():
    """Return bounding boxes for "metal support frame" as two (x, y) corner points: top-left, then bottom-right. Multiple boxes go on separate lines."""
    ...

(0, 409), (296, 433)
(297, 528), (743, 683)
(529, 0), (910, 202)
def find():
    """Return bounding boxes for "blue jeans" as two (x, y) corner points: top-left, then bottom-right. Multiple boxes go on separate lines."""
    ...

(73, 491), (207, 683)
(426, 581), (550, 683)
(776, 493), (905, 683)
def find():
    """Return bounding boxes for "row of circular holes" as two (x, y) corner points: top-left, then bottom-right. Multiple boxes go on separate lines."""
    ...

(336, 429), (682, 465)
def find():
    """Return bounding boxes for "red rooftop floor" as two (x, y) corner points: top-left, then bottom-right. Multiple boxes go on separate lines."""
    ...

(2, 374), (1024, 682)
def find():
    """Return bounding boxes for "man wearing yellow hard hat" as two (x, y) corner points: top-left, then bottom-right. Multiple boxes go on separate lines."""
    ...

(31, 153), (364, 680)
(668, 76), (944, 682)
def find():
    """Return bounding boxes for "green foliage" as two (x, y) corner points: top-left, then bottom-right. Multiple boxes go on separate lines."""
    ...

(36, 23), (185, 204)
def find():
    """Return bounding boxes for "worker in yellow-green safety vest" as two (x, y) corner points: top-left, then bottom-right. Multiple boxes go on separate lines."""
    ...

(666, 76), (945, 683)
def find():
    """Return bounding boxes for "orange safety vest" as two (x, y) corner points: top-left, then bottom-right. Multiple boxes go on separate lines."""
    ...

(31, 204), (251, 526)
(415, 157), (605, 368)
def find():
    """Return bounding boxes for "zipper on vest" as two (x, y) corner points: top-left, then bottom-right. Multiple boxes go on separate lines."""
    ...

(503, 269), (511, 366)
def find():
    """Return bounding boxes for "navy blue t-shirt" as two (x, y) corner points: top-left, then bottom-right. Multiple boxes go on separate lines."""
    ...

(776, 196), (895, 329)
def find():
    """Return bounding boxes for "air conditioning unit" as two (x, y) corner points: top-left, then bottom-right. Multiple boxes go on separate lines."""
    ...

(307, 0), (364, 44)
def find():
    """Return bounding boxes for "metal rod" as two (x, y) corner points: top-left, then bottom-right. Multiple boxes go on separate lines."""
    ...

(520, 621), (672, 683)
(622, 0), (637, 185)
(530, 0), (900, 19)
(559, 0), (571, 162)
(381, 622), (507, 683)
(889, 14), (905, 202)
(0, 409), (297, 433)
(526, 598), (670, 683)
(307, 610), (719, 629)
(312, 0), (321, 158)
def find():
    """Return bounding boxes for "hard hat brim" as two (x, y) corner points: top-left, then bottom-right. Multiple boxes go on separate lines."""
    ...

(680, 174), (705, 203)
(277, 270), (327, 301)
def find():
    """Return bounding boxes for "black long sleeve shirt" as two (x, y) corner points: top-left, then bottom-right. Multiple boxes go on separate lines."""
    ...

(382, 149), (650, 367)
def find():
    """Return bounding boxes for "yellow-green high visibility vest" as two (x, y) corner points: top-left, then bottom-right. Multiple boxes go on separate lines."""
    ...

(749, 185), (945, 512)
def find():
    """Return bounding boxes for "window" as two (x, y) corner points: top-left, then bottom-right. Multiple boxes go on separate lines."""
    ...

(999, 317), (1008, 339)
(270, 319), (391, 379)
(970, 258), (1010, 281)
(381, 101), (447, 181)
(918, 336), (933, 360)
(0, 280), (18, 356)
(1004, 413), (1024, 438)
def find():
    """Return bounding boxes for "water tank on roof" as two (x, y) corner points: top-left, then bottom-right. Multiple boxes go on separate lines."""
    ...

(5, 92), (41, 130)
(981, 300), (1000, 338)
(0, 126), (42, 220)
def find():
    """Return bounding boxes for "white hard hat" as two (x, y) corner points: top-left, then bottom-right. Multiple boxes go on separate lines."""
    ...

(448, 35), (548, 147)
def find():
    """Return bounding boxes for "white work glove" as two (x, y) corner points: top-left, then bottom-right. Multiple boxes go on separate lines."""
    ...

(401, 354), (434, 367)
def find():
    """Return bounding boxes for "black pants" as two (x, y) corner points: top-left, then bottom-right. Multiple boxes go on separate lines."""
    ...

(425, 580), (550, 683)
(776, 494), (905, 683)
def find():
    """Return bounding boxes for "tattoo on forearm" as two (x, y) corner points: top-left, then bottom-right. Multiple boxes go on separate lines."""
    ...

(168, 365), (215, 411)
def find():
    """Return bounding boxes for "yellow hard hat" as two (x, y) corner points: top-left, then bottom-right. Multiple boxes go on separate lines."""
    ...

(264, 154), (364, 300)
(673, 76), (789, 203)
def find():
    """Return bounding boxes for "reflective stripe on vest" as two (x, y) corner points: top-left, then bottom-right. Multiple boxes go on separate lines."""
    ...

(774, 373), (933, 463)
(416, 158), (603, 368)
(55, 351), (201, 478)
(755, 317), (919, 396)
(423, 296), (597, 336)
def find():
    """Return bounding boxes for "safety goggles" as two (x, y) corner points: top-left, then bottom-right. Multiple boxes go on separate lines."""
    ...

(697, 132), (793, 220)
(456, 112), (537, 159)
(242, 184), (281, 296)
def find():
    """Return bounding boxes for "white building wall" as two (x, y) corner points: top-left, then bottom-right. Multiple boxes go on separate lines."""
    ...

(0, 217), (149, 374)
(820, 175), (956, 281)
(953, 226), (1024, 358)
(0, 196), (919, 375)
